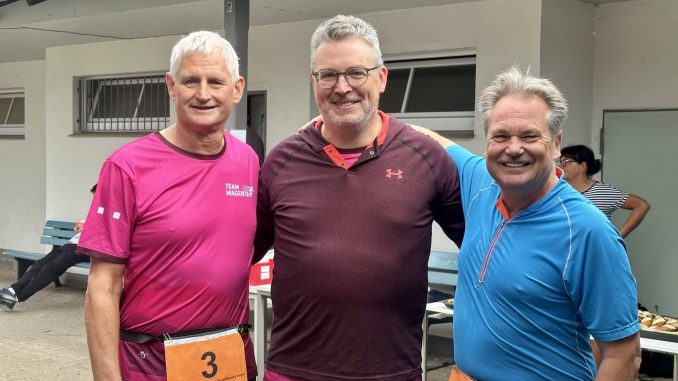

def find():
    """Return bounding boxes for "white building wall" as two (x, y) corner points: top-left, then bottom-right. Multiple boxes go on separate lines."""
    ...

(592, 0), (678, 149)
(540, 0), (595, 147)
(0, 60), (47, 253)
(248, 21), (318, 151)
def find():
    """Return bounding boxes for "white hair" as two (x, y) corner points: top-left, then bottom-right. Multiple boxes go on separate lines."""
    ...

(478, 65), (568, 137)
(169, 31), (240, 80)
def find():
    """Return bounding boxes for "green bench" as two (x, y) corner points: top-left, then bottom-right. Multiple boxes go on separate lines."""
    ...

(2, 220), (89, 281)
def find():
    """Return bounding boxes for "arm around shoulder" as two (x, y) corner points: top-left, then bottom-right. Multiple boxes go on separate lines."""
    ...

(409, 125), (457, 149)
(85, 257), (125, 381)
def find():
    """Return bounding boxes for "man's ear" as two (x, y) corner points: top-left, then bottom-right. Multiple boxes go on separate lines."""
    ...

(232, 76), (245, 104)
(165, 72), (176, 101)
(553, 131), (562, 160)
(378, 65), (388, 93)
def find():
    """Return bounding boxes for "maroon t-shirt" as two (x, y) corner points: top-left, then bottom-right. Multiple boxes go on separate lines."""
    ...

(254, 113), (464, 381)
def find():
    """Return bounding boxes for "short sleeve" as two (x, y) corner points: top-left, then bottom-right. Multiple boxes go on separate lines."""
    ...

(76, 159), (137, 263)
(446, 145), (494, 214)
(563, 221), (640, 341)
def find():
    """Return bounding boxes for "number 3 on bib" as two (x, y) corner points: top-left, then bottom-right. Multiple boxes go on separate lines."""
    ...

(165, 328), (247, 380)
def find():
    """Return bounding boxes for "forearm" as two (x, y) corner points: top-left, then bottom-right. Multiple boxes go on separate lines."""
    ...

(619, 207), (650, 238)
(619, 195), (650, 238)
(594, 334), (641, 381)
(595, 356), (640, 381)
(85, 288), (123, 381)
(252, 197), (274, 264)
(252, 218), (274, 264)
(84, 259), (124, 381)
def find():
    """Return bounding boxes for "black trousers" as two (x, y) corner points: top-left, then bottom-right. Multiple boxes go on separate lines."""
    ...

(11, 243), (89, 302)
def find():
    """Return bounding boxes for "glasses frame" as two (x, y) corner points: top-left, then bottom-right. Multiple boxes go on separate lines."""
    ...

(558, 158), (578, 167)
(310, 66), (381, 89)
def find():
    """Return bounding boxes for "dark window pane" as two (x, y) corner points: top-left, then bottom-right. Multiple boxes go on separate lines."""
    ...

(93, 83), (142, 118)
(7, 97), (24, 124)
(0, 98), (11, 121)
(406, 65), (475, 112)
(138, 83), (170, 117)
(83, 80), (95, 123)
(380, 68), (410, 113)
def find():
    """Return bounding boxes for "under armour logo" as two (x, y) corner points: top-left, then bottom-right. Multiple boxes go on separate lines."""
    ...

(386, 169), (403, 179)
(139, 351), (147, 359)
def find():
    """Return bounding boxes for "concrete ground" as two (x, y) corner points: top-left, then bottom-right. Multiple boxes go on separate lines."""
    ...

(0, 259), (456, 381)
(0, 259), (91, 380)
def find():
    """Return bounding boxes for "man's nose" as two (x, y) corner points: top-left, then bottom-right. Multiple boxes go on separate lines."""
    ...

(333, 74), (352, 93)
(196, 81), (211, 100)
(505, 137), (524, 155)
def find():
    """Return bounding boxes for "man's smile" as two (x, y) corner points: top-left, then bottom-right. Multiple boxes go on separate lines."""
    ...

(502, 161), (529, 168)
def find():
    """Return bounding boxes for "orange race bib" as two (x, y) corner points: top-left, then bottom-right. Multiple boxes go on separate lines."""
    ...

(448, 366), (476, 381)
(164, 327), (247, 381)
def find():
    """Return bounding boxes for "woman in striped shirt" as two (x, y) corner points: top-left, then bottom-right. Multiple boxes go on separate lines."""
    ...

(560, 144), (650, 238)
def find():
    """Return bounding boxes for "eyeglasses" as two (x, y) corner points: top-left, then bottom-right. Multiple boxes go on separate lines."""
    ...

(557, 159), (577, 167)
(310, 66), (380, 89)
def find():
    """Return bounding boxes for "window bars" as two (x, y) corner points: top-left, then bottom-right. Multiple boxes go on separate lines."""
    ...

(79, 74), (170, 133)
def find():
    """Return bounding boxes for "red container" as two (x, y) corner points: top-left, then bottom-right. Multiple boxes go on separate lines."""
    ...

(249, 260), (274, 286)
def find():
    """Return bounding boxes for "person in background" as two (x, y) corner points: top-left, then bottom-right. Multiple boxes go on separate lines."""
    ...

(414, 66), (640, 381)
(0, 184), (96, 312)
(560, 144), (650, 238)
(254, 14), (464, 381)
(77, 31), (259, 381)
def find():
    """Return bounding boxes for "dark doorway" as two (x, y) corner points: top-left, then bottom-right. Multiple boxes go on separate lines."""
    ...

(247, 91), (266, 166)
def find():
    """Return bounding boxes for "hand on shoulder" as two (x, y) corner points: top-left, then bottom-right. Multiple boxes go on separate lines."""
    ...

(409, 125), (456, 149)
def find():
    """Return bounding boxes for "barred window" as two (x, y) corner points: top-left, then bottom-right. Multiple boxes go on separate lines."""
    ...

(381, 55), (476, 138)
(78, 74), (170, 133)
(0, 91), (25, 137)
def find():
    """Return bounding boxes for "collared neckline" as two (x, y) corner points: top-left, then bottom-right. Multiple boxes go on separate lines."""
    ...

(314, 111), (391, 168)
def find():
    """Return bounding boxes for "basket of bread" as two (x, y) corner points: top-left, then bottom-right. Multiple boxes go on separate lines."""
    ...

(638, 310), (678, 342)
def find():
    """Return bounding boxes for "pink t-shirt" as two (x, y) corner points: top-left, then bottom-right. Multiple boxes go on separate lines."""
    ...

(338, 149), (363, 166)
(78, 131), (258, 380)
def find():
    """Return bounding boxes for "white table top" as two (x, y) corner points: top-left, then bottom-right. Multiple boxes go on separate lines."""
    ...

(249, 284), (271, 294)
(640, 337), (678, 355)
(426, 301), (454, 315)
(255, 284), (271, 296)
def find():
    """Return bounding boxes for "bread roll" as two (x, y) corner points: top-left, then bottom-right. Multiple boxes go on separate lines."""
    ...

(641, 317), (653, 327)
(655, 324), (678, 332)
(652, 316), (667, 327)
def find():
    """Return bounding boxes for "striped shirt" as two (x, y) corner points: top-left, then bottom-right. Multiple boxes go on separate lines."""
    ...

(581, 182), (629, 219)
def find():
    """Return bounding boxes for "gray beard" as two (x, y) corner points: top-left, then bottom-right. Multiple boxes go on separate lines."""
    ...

(326, 103), (377, 131)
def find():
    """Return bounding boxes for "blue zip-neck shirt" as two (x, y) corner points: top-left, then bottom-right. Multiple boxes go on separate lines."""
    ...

(448, 145), (639, 381)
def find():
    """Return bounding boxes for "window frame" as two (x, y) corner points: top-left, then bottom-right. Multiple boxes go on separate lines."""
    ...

(383, 55), (476, 138)
(78, 73), (170, 134)
(0, 90), (25, 137)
